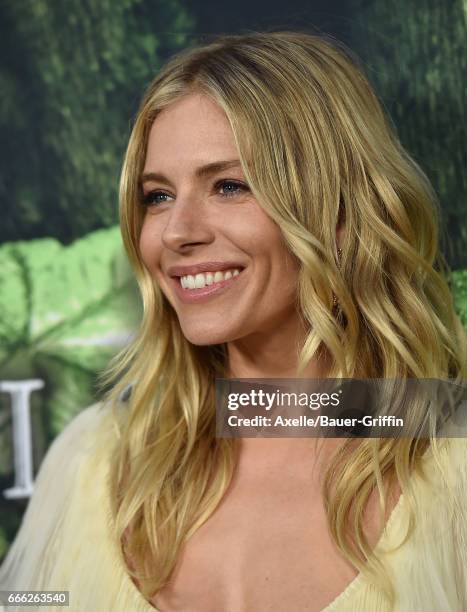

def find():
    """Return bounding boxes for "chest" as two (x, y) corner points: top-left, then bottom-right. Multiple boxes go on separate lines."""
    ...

(149, 469), (388, 612)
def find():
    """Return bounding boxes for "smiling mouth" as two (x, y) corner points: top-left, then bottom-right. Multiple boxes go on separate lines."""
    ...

(168, 266), (246, 303)
(177, 267), (243, 290)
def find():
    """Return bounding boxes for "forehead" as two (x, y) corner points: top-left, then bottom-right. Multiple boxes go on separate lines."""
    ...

(144, 93), (239, 172)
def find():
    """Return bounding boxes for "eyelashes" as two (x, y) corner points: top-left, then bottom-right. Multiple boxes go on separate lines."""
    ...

(141, 179), (249, 207)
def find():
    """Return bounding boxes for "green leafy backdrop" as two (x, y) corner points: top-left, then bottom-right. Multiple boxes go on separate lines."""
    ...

(0, 0), (193, 243)
(350, 0), (467, 268)
(0, 226), (139, 432)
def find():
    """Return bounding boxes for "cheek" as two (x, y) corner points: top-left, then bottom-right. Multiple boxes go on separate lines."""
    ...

(231, 207), (300, 277)
(229, 206), (281, 252)
(260, 226), (301, 294)
(138, 221), (163, 273)
(251, 216), (299, 270)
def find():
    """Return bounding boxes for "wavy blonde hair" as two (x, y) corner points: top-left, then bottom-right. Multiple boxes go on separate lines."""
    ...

(99, 31), (467, 606)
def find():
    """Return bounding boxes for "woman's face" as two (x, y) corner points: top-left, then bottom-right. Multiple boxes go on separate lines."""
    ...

(139, 92), (302, 346)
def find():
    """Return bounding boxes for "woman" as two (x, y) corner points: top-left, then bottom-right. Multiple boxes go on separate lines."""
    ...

(1, 31), (466, 612)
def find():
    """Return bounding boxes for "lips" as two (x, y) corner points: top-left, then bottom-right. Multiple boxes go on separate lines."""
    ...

(167, 261), (246, 278)
(169, 266), (246, 303)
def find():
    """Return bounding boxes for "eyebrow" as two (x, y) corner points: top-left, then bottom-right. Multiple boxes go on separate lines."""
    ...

(139, 159), (243, 186)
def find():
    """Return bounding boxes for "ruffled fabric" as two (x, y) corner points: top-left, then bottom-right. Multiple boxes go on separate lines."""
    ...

(326, 434), (467, 611)
(0, 401), (465, 611)
(0, 403), (155, 612)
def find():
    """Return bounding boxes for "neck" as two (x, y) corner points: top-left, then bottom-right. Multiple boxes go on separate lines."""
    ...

(226, 321), (331, 379)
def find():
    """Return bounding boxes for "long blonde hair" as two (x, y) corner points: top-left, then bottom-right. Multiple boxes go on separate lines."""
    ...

(100, 31), (466, 605)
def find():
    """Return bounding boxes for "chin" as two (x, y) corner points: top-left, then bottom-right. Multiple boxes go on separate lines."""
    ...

(179, 321), (241, 346)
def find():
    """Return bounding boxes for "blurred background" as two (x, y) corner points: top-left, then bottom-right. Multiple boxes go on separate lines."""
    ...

(0, 0), (466, 560)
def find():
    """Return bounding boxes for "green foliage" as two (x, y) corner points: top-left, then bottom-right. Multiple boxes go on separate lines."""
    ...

(349, 0), (467, 269)
(0, 0), (194, 244)
(0, 226), (141, 435)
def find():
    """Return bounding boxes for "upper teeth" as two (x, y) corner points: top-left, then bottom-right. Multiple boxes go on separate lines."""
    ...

(180, 268), (241, 289)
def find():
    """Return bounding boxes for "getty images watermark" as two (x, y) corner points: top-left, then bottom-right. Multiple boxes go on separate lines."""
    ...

(215, 378), (467, 438)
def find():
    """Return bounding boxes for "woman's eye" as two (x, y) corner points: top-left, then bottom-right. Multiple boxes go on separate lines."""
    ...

(142, 191), (172, 206)
(217, 180), (248, 198)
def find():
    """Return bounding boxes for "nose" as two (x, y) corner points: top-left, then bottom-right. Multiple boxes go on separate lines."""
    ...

(161, 193), (214, 252)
